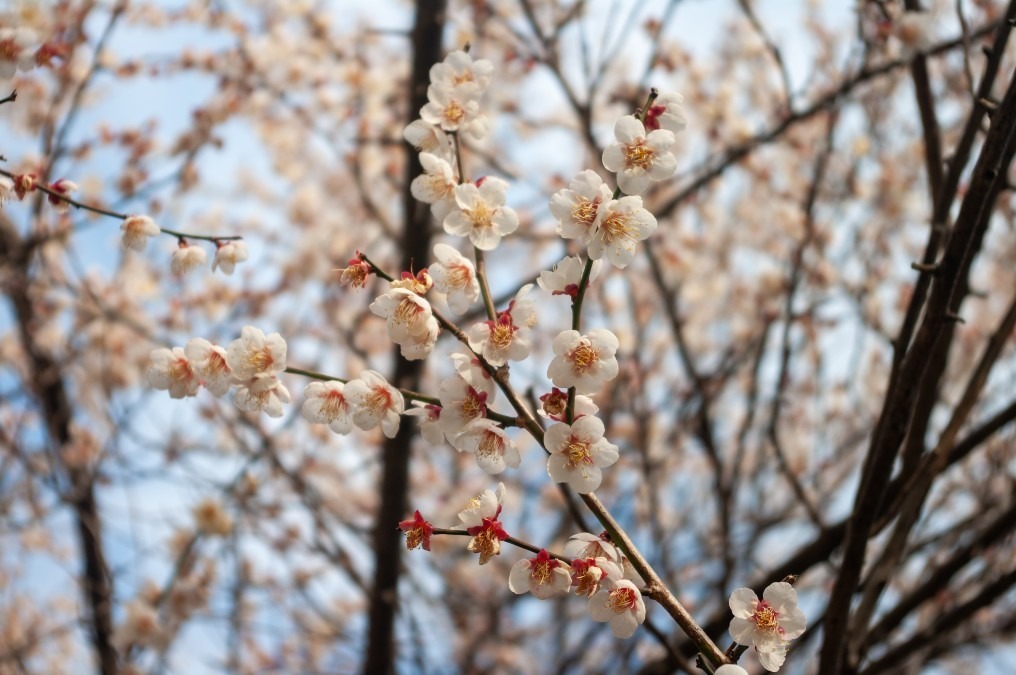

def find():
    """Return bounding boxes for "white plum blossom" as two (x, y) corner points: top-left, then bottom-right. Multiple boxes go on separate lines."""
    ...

(547, 328), (620, 394)
(226, 326), (287, 380)
(729, 582), (807, 672)
(403, 119), (451, 158)
(429, 49), (493, 91)
(588, 579), (646, 639)
(589, 196), (657, 269)
(601, 115), (677, 195)
(421, 81), (485, 137)
(643, 91), (688, 135)
(47, 179), (78, 214)
(301, 381), (353, 434)
(468, 314), (532, 367)
(438, 375), (489, 438)
(509, 549), (573, 599)
(443, 177), (518, 251)
(0, 28), (37, 79)
(411, 153), (459, 222)
(369, 287), (440, 361)
(404, 403), (445, 445)
(184, 338), (233, 397)
(453, 418), (519, 474)
(449, 351), (496, 399)
(171, 242), (208, 275)
(234, 374), (291, 418)
(212, 240), (249, 275)
(544, 415), (619, 493)
(537, 255), (603, 299)
(147, 347), (200, 399)
(504, 284), (537, 329)
(564, 531), (621, 563)
(538, 388), (599, 422)
(429, 243), (480, 314)
(571, 557), (623, 597)
(345, 370), (405, 439)
(457, 482), (508, 565)
(549, 170), (612, 242)
(121, 215), (161, 251)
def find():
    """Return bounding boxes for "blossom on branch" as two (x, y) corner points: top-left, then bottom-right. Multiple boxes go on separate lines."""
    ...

(443, 177), (518, 251)
(570, 557), (622, 597)
(301, 381), (353, 434)
(549, 170), (611, 242)
(226, 326), (287, 380)
(46, 178), (78, 213)
(121, 215), (161, 251)
(538, 388), (598, 422)
(403, 119), (451, 158)
(184, 338), (233, 397)
(370, 287), (440, 360)
(457, 482), (508, 565)
(547, 328), (619, 394)
(544, 415), (619, 493)
(411, 153), (459, 222)
(453, 418), (519, 474)
(643, 91), (688, 134)
(399, 510), (433, 551)
(421, 81), (486, 138)
(0, 28), (37, 79)
(429, 49), (493, 91)
(404, 403), (444, 445)
(601, 115), (676, 195)
(588, 579), (645, 638)
(728, 582), (807, 672)
(212, 240), (249, 275)
(344, 370), (405, 438)
(171, 242), (208, 275)
(437, 375), (488, 438)
(537, 255), (602, 299)
(508, 549), (572, 599)
(234, 374), (291, 418)
(428, 243), (479, 314)
(564, 531), (621, 563)
(147, 347), (200, 399)
(336, 253), (373, 289)
(589, 196), (657, 269)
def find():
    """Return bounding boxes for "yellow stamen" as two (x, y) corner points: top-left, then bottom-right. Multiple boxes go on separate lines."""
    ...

(624, 141), (654, 170)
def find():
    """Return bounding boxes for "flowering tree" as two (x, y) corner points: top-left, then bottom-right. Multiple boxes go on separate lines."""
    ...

(1, 1), (1015, 674)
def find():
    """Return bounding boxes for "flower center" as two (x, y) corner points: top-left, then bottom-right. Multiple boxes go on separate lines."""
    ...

(365, 388), (392, 415)
(600, 212), (635, 244)
(248, 347), (275, 373)
(393, 297), (423, 327)
(477, 431), (504, 460)
(0, 39), (19, 61)
(570, 196), (601, 228)
(489, 321), (514, 350)
(569, 343), (597, 373)
(624, 140), (654, 170)
(468, 524), (502, 563)
(566, 440), (593, 467)
(206, 351), (230, 376)
(170, 358), (192, 383)
(607, 587), (637, 614)
(460, 392), (485, 420)
(754, 602), (780, 632)
(531, 560), (551, 585)
(468, 202), (494, 230)
(405, 526), (426, 550)
(427, 173), (455, 199)
(321, 391), (347, 421)
(444, 100), (465, 125)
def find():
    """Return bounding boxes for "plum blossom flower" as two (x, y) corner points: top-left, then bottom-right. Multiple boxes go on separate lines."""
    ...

(212, 240), (249, 275)
(421, 82), (486, 138)
(390, 268), (433, 294)
(547, 329), (619, 394)
(453, 418), (519, 474)
(411, 153), (459, 222)
(545, 415), (619, 493)
(509, 549), (573, 599)
(537, 255), (603, 299)
(234, 374), (291, 418)
(399, 510), (434, 551)
(121, 215), (161, 251)
(429, 49), (493, 91)
(443, 177), (518, 251)
(450, 351), (496, 399)
(403, 119), (451, 158)
(404, 402), (444, 445)
(601, 115), (677, 195)
(589, 196), (657, 269)
(193, 498), (232, 536)
(147, 347), (200, 399)
(429, 243), (480, 314)
(226, 326), (287, 380)
(171, 242), (208, 275)
(12, 173), (36, 200)
(47, 178), (78, 213)
(468, 313), (531, 367)
(438, 375), (488, 438)
(643, 91), (688, 134)
(457, 482), (508, 565)
(184, 338), (233, 397)
(0, 28), (37, 79)
(301, 381), (353, 434)
(345, 370), (405, 438)
(588, 579), (646, 638)
(571, 557), (622, 597)
(729, 582), (807, 672)
(370, 287), (439, 360)
(549, 170), (612, 242)
(539, 388), (599, 422)
(564, 531), (621, 563)
(336, 253), (373, 288)
(0, 176), (12, 206)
